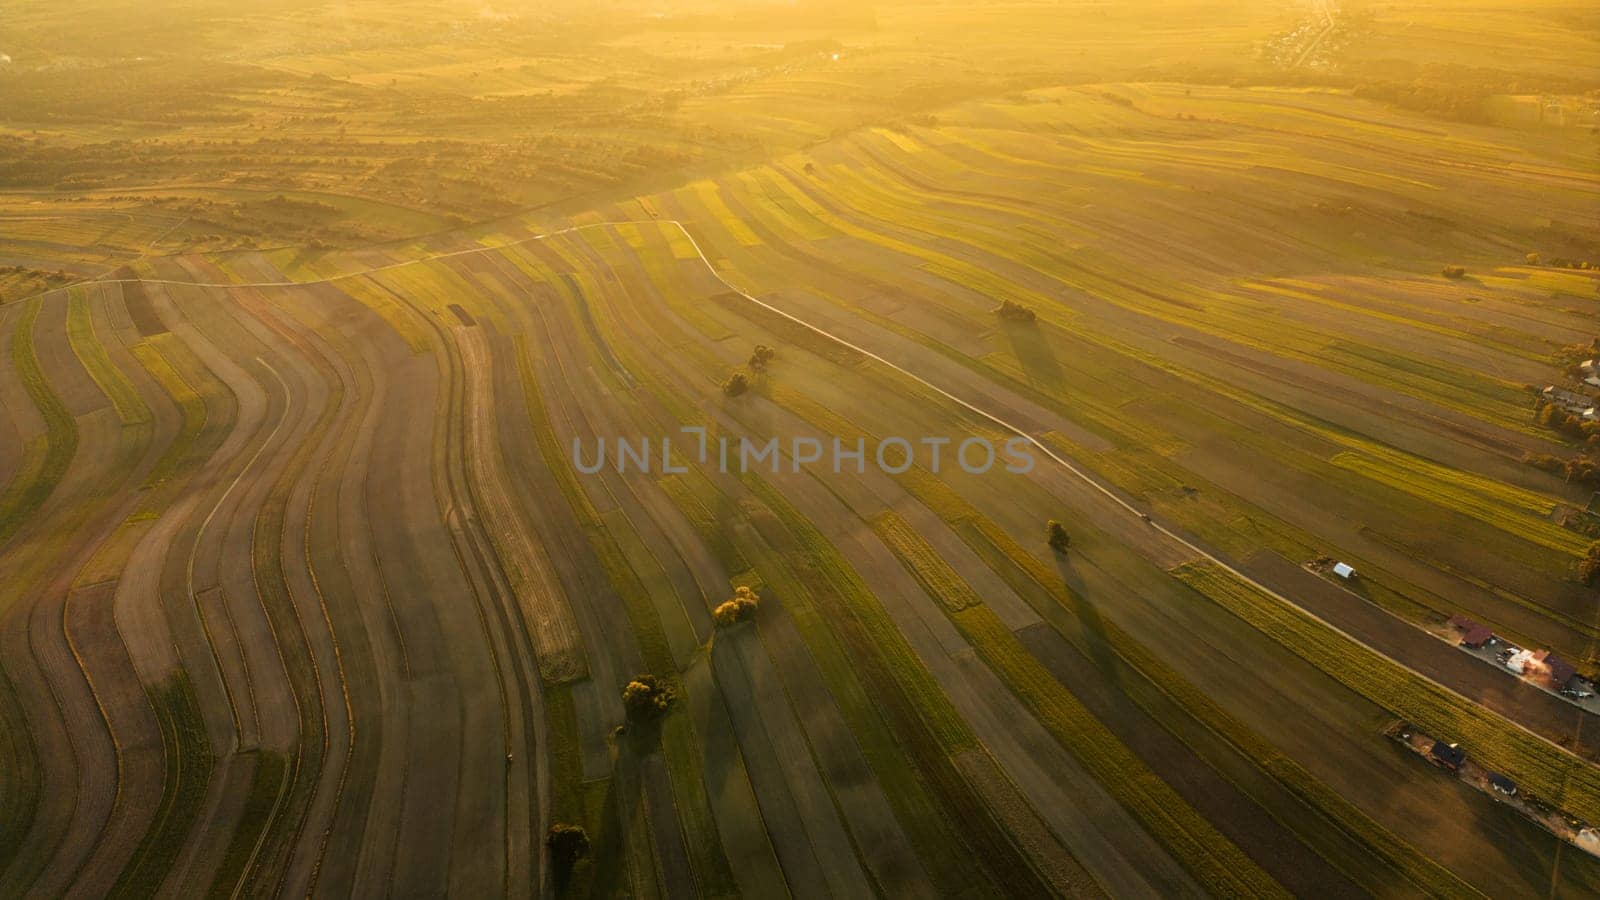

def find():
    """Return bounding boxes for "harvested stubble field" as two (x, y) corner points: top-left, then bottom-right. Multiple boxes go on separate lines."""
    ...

(4, 0), (1600, 897)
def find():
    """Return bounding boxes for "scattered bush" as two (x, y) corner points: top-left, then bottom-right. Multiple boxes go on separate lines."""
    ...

(713, 585), (760, 628)
(622, 674), (675, 720)
(722, 371), (749, 397)
(994, 298), (1036, 323)
(1441, 265), (1466, 279)
(1046, 519), (1071, 553)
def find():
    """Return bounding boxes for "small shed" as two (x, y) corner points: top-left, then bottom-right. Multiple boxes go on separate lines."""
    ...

(1460, 625), (1494, 649)
(1487, 773), (1518, 796)
(1332, 562), (1355, 579)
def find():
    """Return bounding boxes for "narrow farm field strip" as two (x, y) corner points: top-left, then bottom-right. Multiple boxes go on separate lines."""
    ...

(0, 297), (80, 551)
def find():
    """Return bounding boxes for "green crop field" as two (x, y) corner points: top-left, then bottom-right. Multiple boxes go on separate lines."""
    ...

(2, 0), (1599, 897)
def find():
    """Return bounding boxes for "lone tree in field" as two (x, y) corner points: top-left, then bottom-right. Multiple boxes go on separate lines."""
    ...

(994, 298), (1037, 323)
(548, 823), (590, 865)
(749, 344), (776, 372)
(723, 371), (749, 397)
(622, 675), (675, 721)
(547, 823), (590, 888)
(714, 585), (760, 628)
(1046, 519), (1071, 553)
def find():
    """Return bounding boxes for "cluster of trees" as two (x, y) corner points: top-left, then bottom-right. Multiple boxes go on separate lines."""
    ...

(1527, 452), (1600, 488)
(1352, 80), (1494, 122)
(994, 298), (1037, 323)
(714, 586), (760, 628)
(1047, 520), (1071, 553)
(621, 674), (675, 721)
(725, 345), (778, 396)
(0, 265), (75, 303)
(749, 344), (776, 372)
(1581, 542), (1600, 587)
(1536, 402), (1600, 443)
(1528, 252), (1595, 270)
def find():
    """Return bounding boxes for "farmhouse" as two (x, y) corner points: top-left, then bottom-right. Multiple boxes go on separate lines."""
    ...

(1430, 741), (1466, 770)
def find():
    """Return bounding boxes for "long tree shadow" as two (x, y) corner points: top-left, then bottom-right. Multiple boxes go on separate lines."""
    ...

(999, 319), (1065, 392)
(552, 770), (629, 898)
(1052, 550), (1124, 688)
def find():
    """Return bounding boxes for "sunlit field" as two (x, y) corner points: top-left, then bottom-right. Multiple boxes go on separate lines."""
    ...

(2, 1), (1599, 897)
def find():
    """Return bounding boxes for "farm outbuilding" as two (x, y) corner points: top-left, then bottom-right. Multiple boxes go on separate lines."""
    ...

(1430, 741), (1466, 770)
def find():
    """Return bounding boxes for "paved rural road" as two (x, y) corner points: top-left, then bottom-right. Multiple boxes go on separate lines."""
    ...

(27, 216), (1592, 769)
